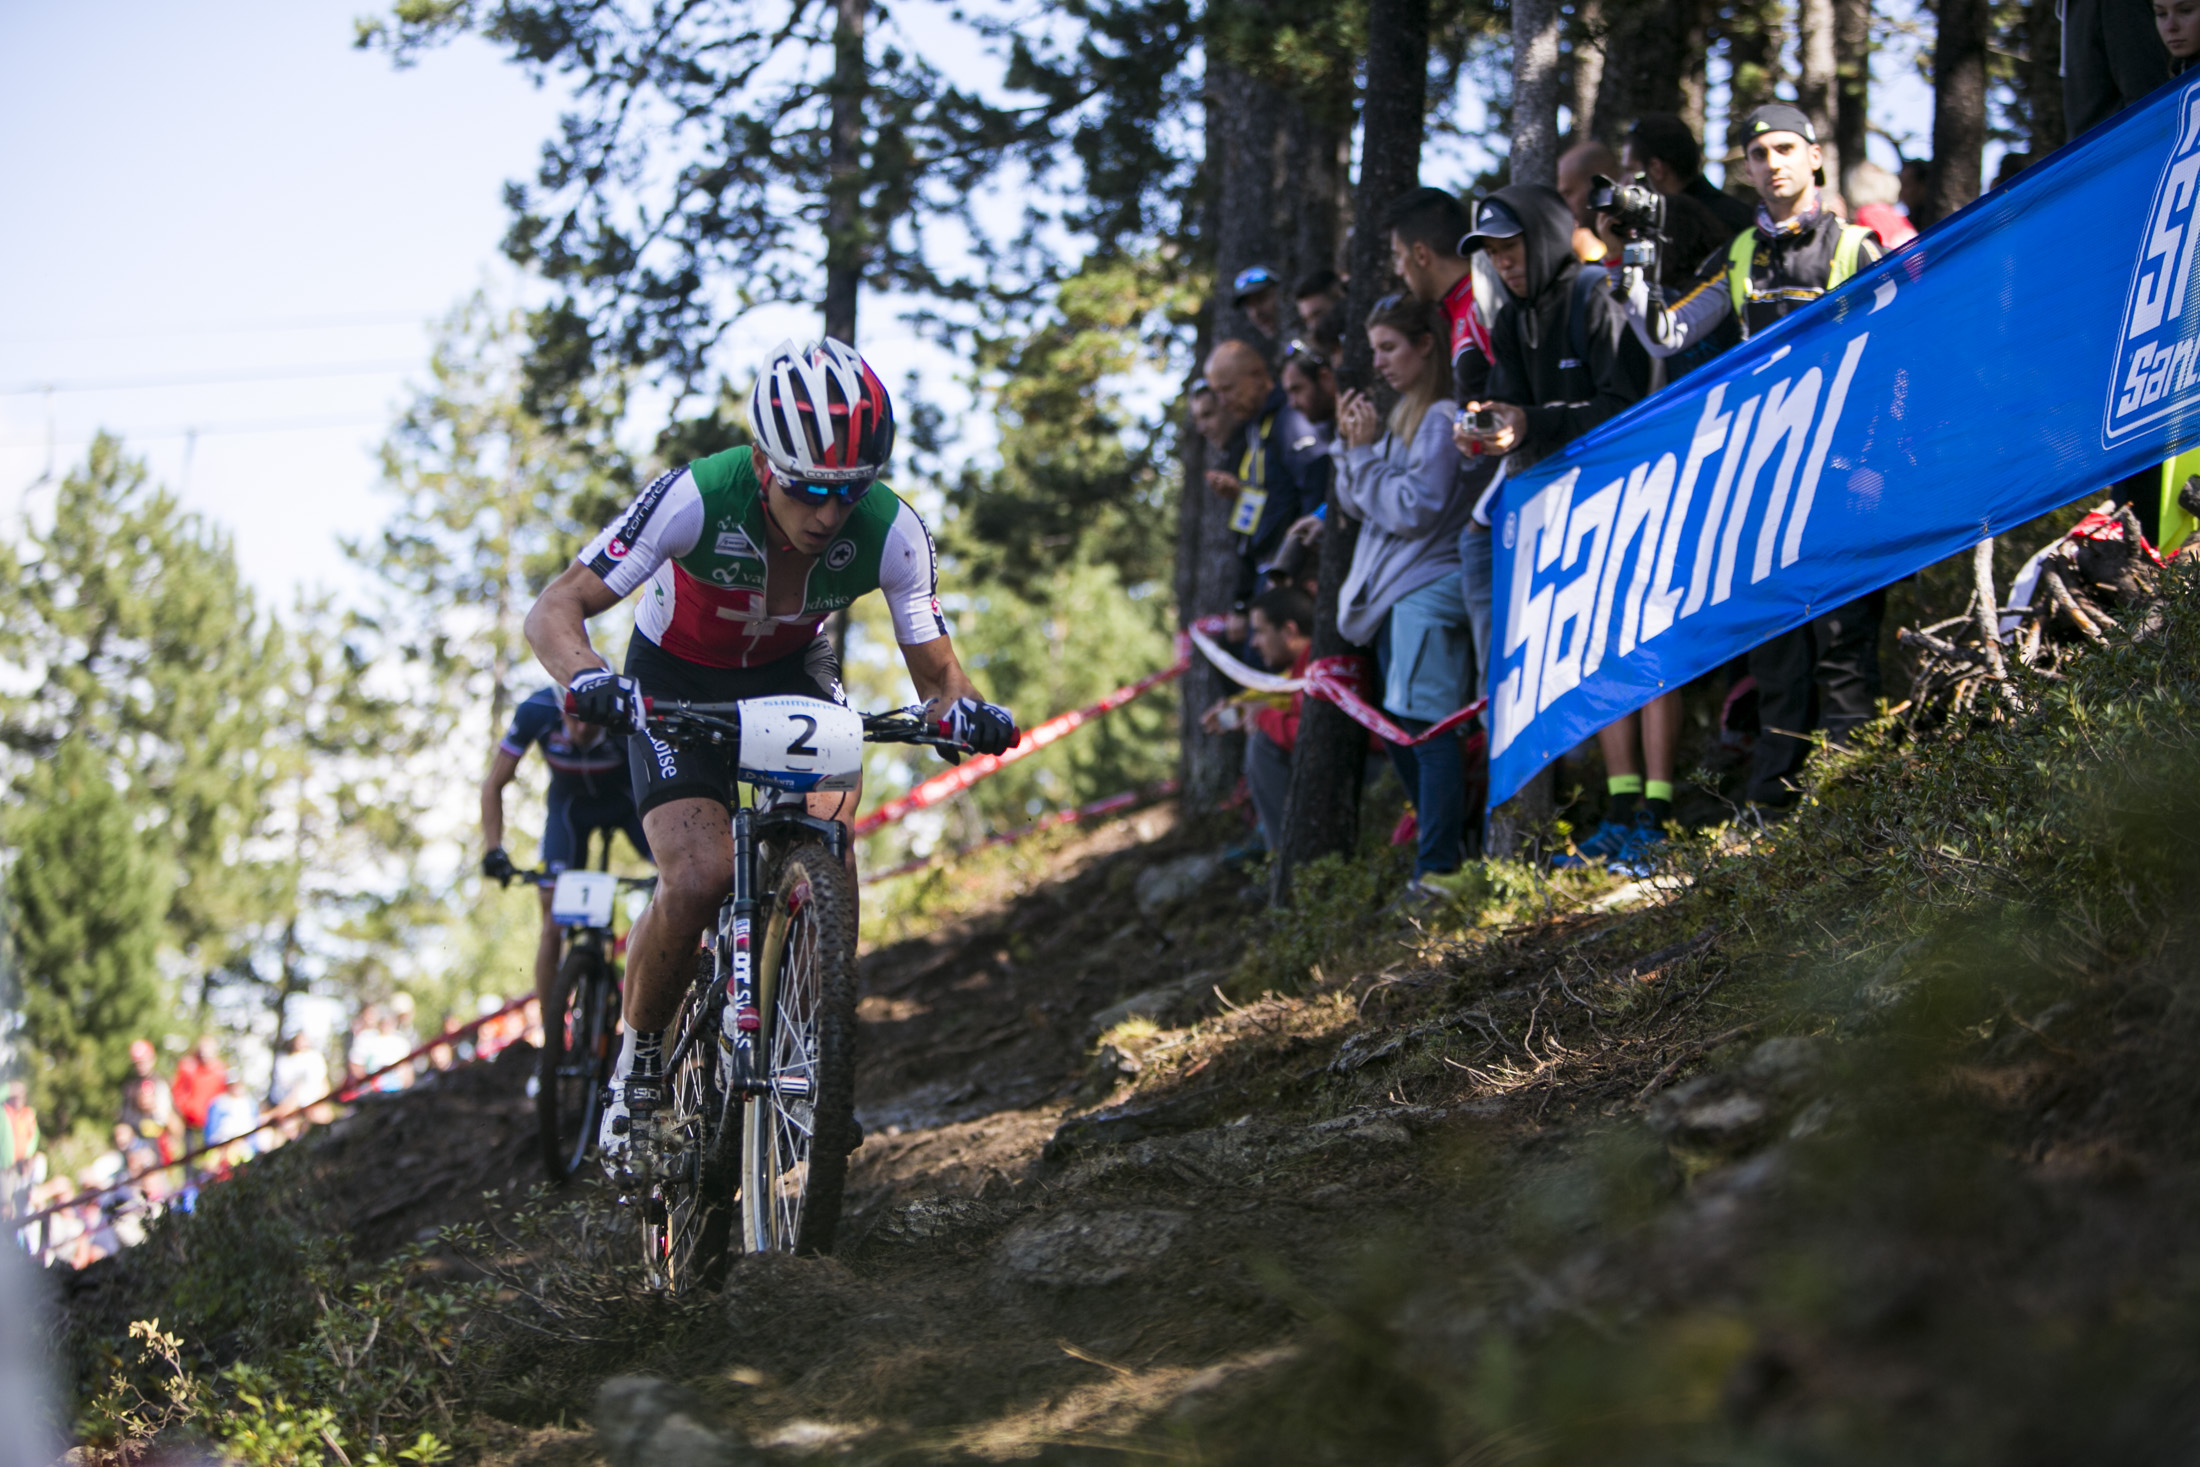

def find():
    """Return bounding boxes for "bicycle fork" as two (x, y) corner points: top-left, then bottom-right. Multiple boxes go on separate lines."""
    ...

(720, 807), (768, 1100)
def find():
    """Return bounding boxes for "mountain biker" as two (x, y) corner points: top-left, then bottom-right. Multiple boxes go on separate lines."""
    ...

(522, 339), (1019, 1175)
(480, 685), (655, 1017)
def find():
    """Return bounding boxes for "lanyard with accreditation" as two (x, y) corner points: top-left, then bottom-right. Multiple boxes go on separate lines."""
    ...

(1230, 410), (1275, 537)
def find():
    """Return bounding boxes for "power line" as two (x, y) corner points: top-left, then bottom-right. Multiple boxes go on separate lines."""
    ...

(1, 359), (422, 395)
(0, 309), (436, 346)
(0, 412), (389, 450)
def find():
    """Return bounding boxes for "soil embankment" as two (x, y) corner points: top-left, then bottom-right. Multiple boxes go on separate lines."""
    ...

(59, 589), (2200, 1462)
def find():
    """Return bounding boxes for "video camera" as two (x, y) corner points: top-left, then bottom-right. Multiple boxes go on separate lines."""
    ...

(1589, 172), (1666, 275)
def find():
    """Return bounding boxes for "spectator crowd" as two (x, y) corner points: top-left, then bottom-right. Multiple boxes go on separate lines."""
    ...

(5, 990), (542, 1270)
(1193, 37), (2191, 900)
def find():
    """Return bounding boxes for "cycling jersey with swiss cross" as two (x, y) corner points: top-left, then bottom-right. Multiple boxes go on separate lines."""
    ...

(580, 446), (947, 670)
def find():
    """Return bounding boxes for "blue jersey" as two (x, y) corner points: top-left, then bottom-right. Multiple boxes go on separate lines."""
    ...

(500, 686), (630, 801)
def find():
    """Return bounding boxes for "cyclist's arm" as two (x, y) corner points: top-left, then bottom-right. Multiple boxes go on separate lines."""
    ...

(526, 467), (706, 686)
(524, 563), (626, 687)
(481, 746), (522, 852)
(874, 495), (983, 712)
(901, 635), (983, 711)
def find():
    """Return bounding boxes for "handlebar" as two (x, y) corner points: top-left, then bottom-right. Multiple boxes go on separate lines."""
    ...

(642, 700), (972, 754)
(503, 869), (660, 892)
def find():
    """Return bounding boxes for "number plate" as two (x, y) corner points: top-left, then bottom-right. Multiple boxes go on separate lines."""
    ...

(737, 696), (863, 792)
(551, 869), (618, 927)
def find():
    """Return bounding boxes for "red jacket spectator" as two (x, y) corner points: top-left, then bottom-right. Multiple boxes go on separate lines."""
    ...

(1853, 202), (1916, 250)
(1252, 647), (1313, 754)
(171, 1040), (227, 1132)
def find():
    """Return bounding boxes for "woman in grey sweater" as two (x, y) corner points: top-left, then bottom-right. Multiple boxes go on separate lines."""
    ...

(1332, 293), (1478, 892)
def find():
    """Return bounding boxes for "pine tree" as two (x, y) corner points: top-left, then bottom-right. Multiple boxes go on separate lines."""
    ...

(357, 0), (1060, 393)
(0, 434), (285, 1015)
(2, 737), (171, 1135)
(352, 297), (632, 750)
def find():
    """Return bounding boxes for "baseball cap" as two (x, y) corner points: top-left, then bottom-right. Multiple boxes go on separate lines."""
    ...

(1232, 265), (1280, 302)
(1458, 196), (1525, 253)
(1741, 103), (1817, 145)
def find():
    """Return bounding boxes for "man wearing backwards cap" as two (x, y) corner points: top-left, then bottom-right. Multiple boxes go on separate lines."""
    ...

(1617, 103), (1880, 358)
(1617, 102), (1887, 815)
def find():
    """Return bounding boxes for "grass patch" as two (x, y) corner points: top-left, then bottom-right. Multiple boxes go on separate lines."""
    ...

(1173, 563), (2200, 1465)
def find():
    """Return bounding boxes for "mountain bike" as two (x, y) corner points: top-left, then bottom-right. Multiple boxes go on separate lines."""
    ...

(512, 844), (657, 1184)
(619, 695), (964, 1293)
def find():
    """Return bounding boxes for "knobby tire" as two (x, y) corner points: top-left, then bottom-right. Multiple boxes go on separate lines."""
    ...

(537, 947), (610, 1184)
(643, 952), (739, 1293)
(741, 837), (860, 1256)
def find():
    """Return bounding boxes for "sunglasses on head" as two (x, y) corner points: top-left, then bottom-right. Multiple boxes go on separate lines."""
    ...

(1283, 339), (1330, 372)
(1373, 291), (1407, 314)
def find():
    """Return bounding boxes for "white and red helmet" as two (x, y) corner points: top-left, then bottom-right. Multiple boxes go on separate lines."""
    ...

(747, 338), (896, 486)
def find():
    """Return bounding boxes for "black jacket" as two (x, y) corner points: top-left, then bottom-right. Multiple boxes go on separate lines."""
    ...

(1229, 385), (1325, 603)
(1483, 184), (1654, 470)
(1671, 203), (1885, 341)
(1684, 173), (1759, 236)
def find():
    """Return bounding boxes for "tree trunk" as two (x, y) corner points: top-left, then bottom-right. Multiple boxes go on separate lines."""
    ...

(1723, 0), (1783, 190)
(1593, 0), (1705, 143)
(2019, 0), (2066, 156)
(1514, 0), (1563, 186)
(1180, 25), (1349, 813)
(1796, 0), (1840, 191)
(1834, 0), (1872, 197)
(1927, 0), (1989, 224)
(1570, 0), (1608, 141)
(1270, 0), (1429, 904)
(1487, 766), (1556, 860)
(822, 0), (867, 345)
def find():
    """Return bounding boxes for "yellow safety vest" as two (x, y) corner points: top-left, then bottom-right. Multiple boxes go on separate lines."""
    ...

(1726, 223), (1871, 340)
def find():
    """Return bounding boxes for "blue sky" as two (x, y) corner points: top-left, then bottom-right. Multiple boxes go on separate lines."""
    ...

(0, 0), (567, 598)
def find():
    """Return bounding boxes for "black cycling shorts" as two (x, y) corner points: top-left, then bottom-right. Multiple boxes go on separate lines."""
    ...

(541, 787), (651, 872)
(624, 633), (848, 816)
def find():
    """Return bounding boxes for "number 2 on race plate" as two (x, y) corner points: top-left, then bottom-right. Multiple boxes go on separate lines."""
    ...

(737, 696), (864, 792)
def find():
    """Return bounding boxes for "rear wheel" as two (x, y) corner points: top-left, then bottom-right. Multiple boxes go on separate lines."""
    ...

(641, 953), (738, 1293)
(741, 838), (860, 1255)
(537, 946), (609, 1184)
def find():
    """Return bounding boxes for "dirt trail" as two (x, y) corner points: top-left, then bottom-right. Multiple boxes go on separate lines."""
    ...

(67, 770), (2200, 1463)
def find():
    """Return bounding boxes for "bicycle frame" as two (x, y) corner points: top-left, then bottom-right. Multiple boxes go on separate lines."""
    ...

(664, 803), (847, 1090)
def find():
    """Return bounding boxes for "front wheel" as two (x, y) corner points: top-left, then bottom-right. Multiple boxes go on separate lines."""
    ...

(741, 837), (860, 1255)
(538, 946), (611, 1184)
(640, 953), (739, 1292)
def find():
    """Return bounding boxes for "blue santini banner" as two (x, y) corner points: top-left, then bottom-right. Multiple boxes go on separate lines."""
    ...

(1487, 75), (2200, 808)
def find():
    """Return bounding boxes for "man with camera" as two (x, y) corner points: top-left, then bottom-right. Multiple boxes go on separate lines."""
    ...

(1454, 185), (1650, 469)
(1617, 102), (1886, 813)
(1624, 113), (1756, 236)
(1454, 185), (1668, 867)
(1616, 103), (1879, 359)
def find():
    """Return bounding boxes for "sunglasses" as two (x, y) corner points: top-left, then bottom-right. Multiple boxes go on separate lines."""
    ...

(779, 474), (875, 506)
(1282, 339), (1330, 372)
(1372, 291), (1407, 314)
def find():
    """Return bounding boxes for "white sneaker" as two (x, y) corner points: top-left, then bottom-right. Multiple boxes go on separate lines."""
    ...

(598, 1030), (663, 1183)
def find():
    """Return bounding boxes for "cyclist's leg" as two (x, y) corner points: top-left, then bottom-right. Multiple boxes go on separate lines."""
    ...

(623, 797), (732, 1031)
